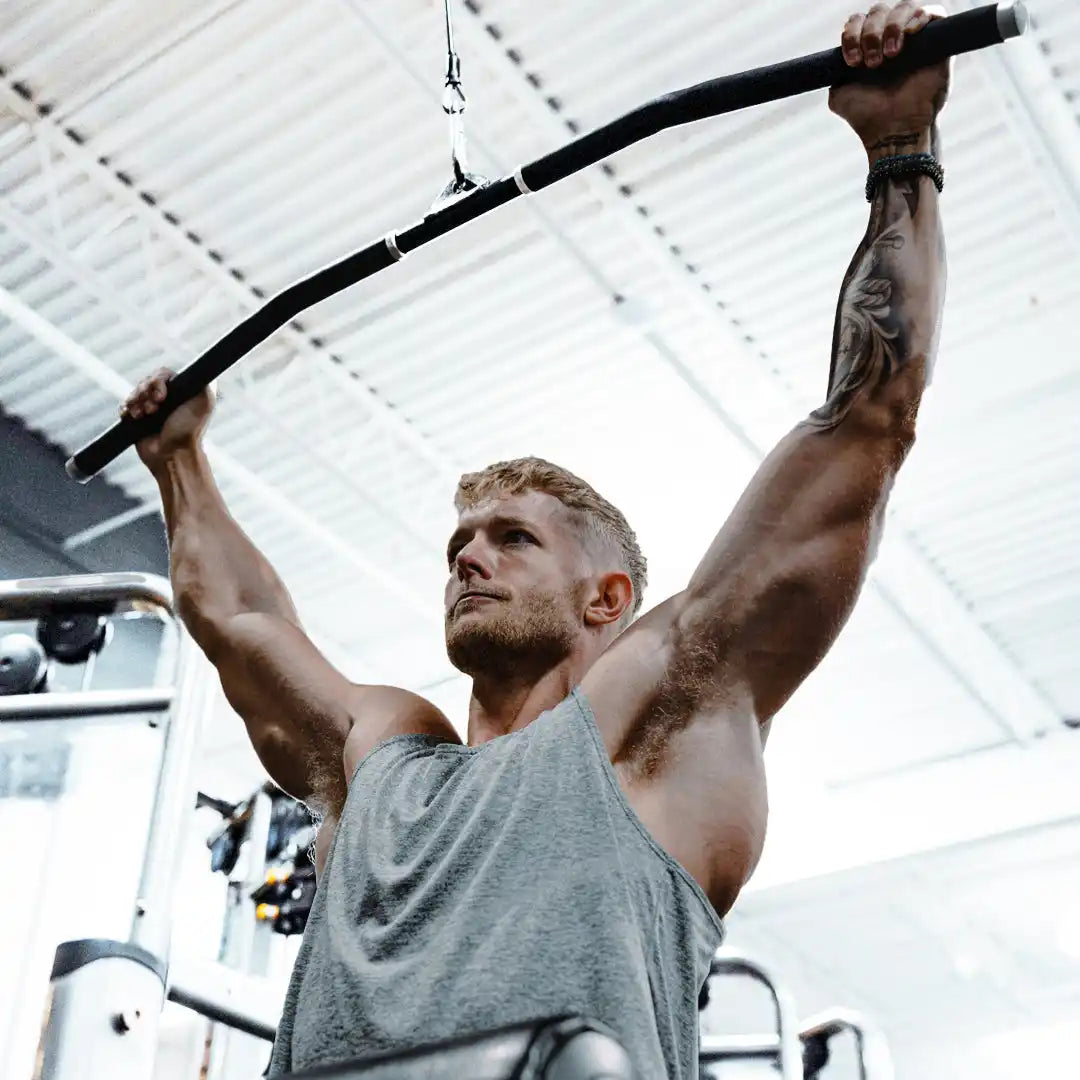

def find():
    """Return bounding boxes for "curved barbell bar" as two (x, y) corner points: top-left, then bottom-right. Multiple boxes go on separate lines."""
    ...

(67, 3), (1027, 483)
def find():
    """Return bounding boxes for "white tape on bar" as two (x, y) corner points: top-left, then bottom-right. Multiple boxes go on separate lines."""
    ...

(512, 166), (533, 195)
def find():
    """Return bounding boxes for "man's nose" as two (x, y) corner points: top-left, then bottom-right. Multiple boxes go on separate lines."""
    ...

(455, 543), (491, 581)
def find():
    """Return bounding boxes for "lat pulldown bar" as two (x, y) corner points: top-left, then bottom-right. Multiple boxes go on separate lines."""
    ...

(67, 3), (1027, 484)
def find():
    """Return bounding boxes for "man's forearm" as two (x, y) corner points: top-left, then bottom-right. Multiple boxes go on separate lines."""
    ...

(809, 126), (946, 434)
(155, 445), (300, 655)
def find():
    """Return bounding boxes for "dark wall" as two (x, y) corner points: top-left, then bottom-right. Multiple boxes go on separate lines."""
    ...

(0, 406), (168, 579)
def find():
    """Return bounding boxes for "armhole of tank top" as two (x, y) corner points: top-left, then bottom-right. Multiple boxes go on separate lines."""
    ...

(570, 687), (726, 944)
(346, 732), (450, 788)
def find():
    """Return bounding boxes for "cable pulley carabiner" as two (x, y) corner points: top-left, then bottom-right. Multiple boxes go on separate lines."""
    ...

(430, 0), (489, 212)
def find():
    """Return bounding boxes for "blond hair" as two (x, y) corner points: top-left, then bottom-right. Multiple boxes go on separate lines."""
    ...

(454, 457), (647, 618)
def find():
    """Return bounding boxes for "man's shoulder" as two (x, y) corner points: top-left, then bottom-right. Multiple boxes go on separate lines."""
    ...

(342, 685), (462, 781)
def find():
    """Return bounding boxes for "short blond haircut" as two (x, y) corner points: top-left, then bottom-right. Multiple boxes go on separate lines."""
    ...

(454, 457), (647, 618)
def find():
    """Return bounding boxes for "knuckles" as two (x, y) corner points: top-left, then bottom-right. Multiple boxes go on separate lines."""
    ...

(840, 1), (941, 67)
(123, 369), (174, 417)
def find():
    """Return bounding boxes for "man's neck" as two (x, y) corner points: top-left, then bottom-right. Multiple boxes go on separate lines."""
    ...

(466, 657), (588, 745)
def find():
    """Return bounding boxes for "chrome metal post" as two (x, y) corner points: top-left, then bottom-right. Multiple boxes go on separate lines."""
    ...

(704, 948), (803, 1080)
(799, 1007), (895, 1080)
(129, 632), (214, 956)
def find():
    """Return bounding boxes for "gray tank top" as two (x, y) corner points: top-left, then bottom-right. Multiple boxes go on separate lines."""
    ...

(267, 687), (724, 1079)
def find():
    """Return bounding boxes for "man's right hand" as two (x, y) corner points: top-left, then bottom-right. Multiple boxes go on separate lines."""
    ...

(121, 368), (214, 474)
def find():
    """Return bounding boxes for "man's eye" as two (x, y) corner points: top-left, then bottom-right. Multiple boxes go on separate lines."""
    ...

(506, 530), (534, 545)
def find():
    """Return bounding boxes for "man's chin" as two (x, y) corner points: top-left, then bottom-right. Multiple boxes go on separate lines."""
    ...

(445, 621), (518, 677)
(445, 630), (491, 677)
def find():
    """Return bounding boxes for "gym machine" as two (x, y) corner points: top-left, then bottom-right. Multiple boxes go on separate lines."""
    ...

(195, 782), (313, 1080)
(0, 572), (214, 1080)
(202, 782), (318, 941)
(698, 951), (894, 1079)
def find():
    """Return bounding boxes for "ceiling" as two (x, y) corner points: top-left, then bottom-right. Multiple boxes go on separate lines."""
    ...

(1, 0), (1078, 1068)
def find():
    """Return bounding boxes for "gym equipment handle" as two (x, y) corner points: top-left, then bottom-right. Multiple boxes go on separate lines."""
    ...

(66, 2), (1025, 483)
(167, 980), (279, 1043)
(0, 687), (175, 719)
(0, 571), (173, 617)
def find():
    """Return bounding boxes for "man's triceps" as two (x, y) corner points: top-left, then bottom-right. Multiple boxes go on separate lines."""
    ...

(213, 615), (355, 813)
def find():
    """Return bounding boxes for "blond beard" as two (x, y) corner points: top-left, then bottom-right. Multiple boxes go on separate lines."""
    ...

(445, 588), (579, 681)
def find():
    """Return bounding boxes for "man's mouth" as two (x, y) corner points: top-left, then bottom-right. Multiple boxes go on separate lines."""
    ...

(454, 591), (501, 610)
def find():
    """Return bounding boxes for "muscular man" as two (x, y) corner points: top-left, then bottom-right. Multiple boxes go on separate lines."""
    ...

(123, 5), (948, 1076)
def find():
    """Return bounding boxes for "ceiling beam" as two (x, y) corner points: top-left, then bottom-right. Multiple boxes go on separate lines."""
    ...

(447, 2), (792, 379)
(41, 0), (248, 126)
(431, 1), (1059, 742)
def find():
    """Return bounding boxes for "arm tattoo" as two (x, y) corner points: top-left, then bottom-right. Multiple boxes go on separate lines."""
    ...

(809, 140), (945, 431)
(810, 190), (910, 427)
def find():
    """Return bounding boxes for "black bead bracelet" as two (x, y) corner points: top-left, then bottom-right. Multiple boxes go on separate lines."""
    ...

(865, 152), (945, 202)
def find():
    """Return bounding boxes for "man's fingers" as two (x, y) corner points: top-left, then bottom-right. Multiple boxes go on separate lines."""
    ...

(842, 12), (866, 65)
(905, 4), (944, 33)
(883, 2), (920, 56)
(904, 7), (931, 33)
(123, 379), (144, 418)
(144, 369), (174, 410)
(121, 370), (174, 419)
(845, 1), (945, 68)
(861, 3), (894, 68)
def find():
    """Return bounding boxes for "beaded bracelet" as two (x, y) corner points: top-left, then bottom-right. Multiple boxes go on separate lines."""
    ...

(865, 153), (945, 202)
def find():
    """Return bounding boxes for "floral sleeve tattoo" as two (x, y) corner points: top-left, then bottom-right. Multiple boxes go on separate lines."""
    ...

(808, 147), (945, 431)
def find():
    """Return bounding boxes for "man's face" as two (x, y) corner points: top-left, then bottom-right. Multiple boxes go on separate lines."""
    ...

(443, 491), (590, 679)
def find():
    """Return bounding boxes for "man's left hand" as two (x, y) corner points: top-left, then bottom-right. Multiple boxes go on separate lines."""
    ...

(829, 3), (951, 160)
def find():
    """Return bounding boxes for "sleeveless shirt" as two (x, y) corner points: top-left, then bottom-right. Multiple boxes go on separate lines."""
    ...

(266, 687), (724, 1078)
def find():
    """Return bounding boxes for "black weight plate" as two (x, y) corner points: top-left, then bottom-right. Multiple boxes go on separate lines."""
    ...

(0, 633), (49, 696)
(37, 613), (108, 664)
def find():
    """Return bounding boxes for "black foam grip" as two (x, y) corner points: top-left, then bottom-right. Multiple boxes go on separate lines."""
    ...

(67, 3), (1020, 482)
(523, 4), (1016, 191)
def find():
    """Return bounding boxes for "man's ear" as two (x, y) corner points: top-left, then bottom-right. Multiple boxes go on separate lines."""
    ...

(583, 571), (634, 628)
